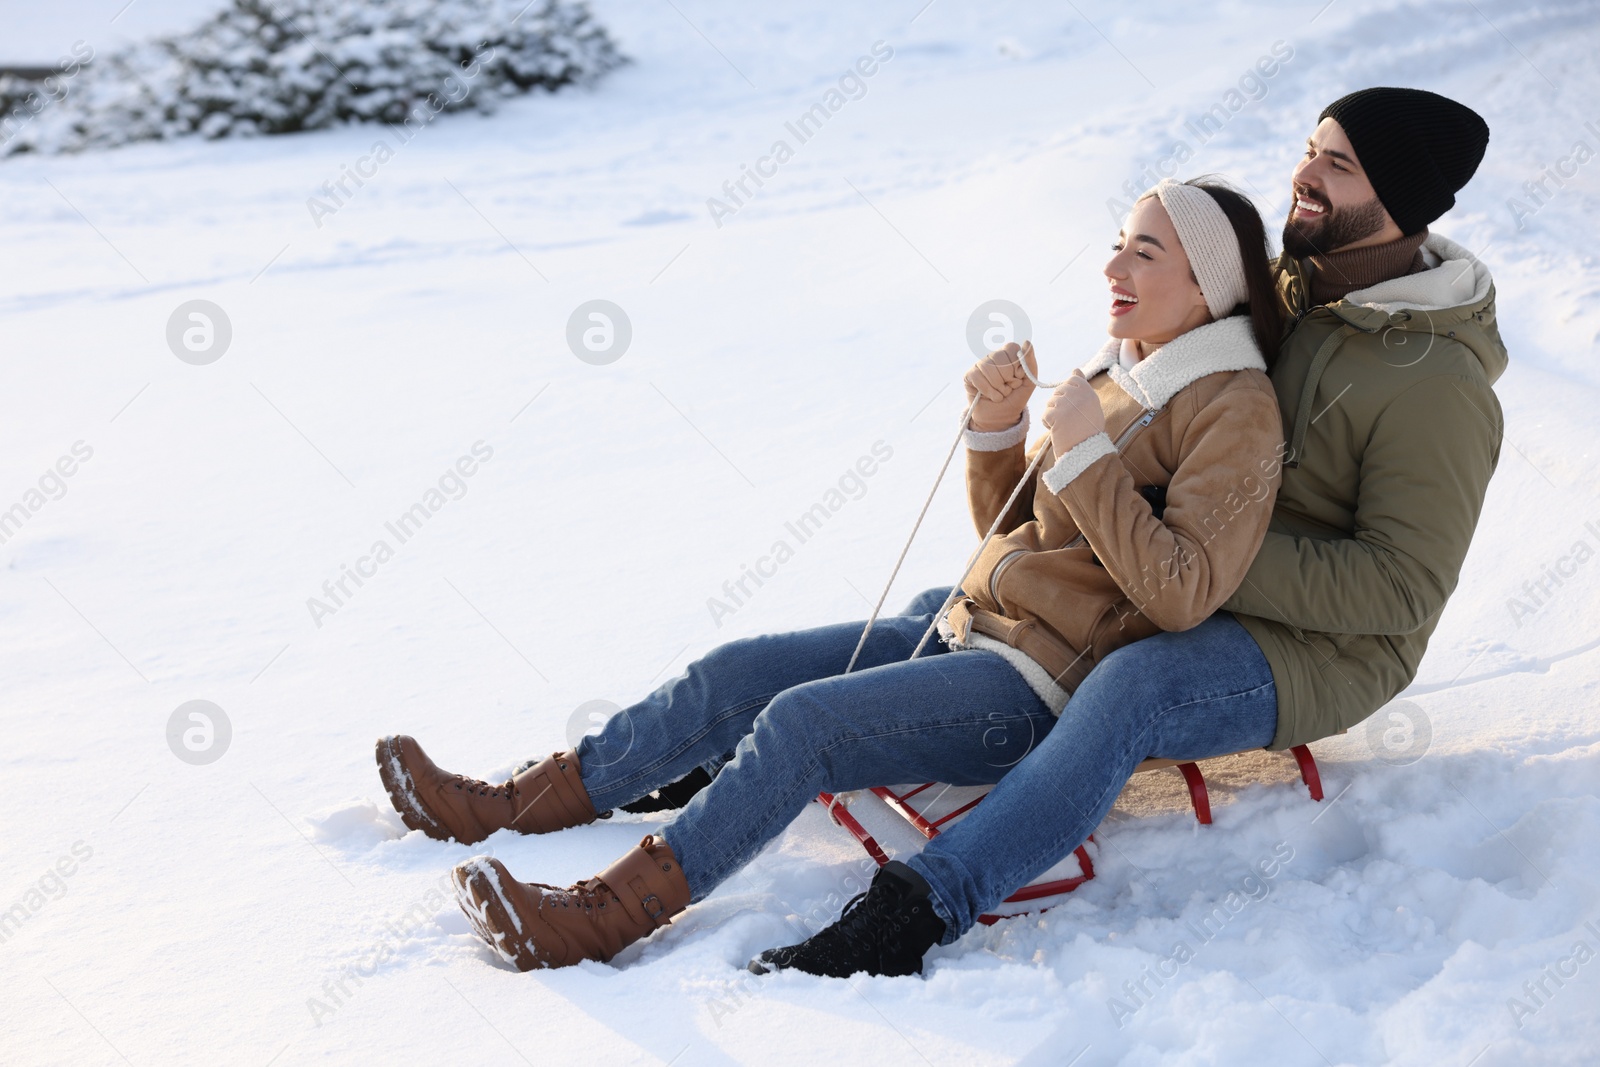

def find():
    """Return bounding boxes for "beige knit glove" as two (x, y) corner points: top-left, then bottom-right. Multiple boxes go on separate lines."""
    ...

(963, 341), (1038, 433)
(1042, 370), (1106, 457)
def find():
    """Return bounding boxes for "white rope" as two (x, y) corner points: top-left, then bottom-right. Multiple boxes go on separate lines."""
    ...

(905, 444), (1049, 660)
(844, 345), (1060, 673)
(895, 345), (1135, 660)
(1020, 349), (1073, 392)
(842, 392), (982, 674)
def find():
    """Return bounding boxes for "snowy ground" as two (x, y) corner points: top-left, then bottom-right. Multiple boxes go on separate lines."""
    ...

(3, 1), (1599, 1064)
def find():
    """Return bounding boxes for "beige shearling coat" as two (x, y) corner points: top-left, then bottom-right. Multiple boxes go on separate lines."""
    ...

(945, 315), (1285, 711)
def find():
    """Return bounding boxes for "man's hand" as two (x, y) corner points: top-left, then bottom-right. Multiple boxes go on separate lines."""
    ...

(963, 341), (1038, 432)
(1041, 370), (1106, 457)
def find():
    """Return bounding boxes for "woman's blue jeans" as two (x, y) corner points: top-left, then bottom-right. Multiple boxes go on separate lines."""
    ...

(575, 589), (1278, 941)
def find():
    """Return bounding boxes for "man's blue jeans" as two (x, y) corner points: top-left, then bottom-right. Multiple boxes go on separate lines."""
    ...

(575, 589), (1278, 941)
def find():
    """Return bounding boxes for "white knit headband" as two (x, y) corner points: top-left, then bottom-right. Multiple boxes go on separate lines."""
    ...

(1145, 179), (1249, 320)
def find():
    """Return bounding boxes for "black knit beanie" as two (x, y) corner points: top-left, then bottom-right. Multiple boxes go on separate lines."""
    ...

(1319, 87), (1490, 235)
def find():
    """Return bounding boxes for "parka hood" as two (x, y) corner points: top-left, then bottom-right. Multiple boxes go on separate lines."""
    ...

(1345, 234), (1489, 313)
(1329, 233), (1509, 387)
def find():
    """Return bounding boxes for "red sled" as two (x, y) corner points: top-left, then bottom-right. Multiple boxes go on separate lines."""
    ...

(815, 745), (1324, 924)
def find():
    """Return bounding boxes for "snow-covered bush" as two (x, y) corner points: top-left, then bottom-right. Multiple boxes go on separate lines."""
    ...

(0, 76), (41, 143)
(3, 0), (624, 156)
(0, 47), (97, 154)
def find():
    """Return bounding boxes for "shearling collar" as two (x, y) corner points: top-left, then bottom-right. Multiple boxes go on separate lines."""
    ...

(1076, 315), (1264, 411)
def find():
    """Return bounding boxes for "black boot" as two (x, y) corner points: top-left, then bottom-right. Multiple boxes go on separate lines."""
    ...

(748, 861), (947, 978)
(512, 760), (717, 816)
(618, 766), (715, 813)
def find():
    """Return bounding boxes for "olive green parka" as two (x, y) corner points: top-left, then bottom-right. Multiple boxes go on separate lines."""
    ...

(1223, 234), (1507, 749)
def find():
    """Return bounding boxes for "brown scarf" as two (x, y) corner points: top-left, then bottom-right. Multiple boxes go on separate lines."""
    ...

(1307, 229), (1430, 305)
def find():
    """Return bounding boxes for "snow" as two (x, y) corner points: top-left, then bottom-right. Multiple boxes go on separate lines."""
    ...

(2, 1), (1598, 1064)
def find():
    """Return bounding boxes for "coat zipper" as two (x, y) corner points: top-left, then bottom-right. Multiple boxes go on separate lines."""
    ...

(1058, 408), (1159, 550)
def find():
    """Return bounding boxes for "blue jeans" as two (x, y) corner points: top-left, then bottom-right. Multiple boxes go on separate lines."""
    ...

(575, 589), (1278, 941)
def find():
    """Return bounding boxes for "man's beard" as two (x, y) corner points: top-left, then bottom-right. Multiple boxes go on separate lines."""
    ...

(1282, 192), (1390, 258)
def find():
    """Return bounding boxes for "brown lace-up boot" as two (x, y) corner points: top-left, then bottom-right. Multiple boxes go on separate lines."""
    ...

(375, 735), (596, 845)
(452, 835), (690, 971)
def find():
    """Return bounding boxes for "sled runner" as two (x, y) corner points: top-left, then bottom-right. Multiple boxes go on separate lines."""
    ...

(1126, 744), (1325, 825)
(815, 745), (1324, 923)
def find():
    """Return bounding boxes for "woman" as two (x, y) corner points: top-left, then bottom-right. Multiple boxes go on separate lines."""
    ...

(376, 178), (1286, 977)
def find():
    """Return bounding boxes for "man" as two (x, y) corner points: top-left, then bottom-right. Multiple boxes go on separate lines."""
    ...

(381, 87), (1504, 978)
(1222, 87), (1504, 745)
(747, 85), (1504, 974)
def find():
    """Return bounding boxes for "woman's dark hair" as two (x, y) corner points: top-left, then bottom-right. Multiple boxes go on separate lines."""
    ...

(1187, 177), (1283, 369)
(1140, 177), (1283, 369)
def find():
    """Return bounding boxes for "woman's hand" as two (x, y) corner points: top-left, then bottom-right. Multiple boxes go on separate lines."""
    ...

(963, 341), (1038, 432)
(1042, 370), (1106, 456)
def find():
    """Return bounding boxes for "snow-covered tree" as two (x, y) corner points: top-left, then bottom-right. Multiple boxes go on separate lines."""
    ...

(2, 0), (624, 155)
